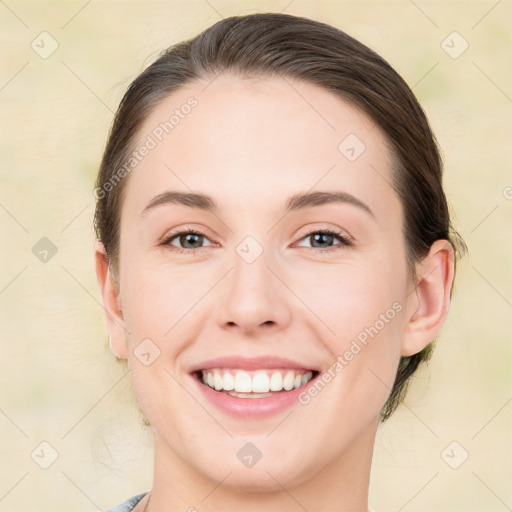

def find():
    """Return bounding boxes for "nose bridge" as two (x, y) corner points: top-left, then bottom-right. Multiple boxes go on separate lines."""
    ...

(230, 232), (274, 300)
(216, 230), (290, 332)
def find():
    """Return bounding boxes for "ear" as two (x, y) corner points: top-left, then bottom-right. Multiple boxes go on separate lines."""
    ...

(94, 240), (128, 359)
(401, 239), (455, 356)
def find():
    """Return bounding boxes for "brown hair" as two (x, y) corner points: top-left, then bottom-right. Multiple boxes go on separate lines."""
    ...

(94, 12), (465, 422)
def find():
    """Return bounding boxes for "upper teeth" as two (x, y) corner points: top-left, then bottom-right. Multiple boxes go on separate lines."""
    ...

(201, 368), (314, 393)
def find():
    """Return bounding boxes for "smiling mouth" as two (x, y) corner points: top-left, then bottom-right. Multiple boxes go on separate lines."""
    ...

(192, 368), (320, 398)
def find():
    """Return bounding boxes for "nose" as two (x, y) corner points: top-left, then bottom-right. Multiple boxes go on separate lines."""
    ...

(214, 239), (292, 336)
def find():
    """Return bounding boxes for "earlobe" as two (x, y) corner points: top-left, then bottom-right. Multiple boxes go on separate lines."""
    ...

(401, 240), (455, 357)
(94, 240), (129, 359)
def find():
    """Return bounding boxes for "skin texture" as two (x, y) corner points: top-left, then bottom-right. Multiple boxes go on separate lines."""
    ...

(95, 75), (455, 512)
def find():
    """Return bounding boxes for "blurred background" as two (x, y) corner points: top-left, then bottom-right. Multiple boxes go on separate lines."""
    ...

(0, 1), (510, 511)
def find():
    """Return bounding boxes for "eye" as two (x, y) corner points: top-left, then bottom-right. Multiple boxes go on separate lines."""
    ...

(294, 228), (352, 253)
(161, 227), (352, 255)
(162, 228), (215, 254)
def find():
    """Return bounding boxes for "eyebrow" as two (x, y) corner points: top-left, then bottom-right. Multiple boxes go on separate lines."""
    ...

(140, 190), (374, 218)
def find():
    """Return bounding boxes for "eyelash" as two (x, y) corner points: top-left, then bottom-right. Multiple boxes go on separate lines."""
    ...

(161, 227), (352, 255)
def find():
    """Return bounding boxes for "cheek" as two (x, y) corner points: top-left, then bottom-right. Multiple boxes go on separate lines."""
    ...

(120, 254), (195, 338)
(300, 260), (403, 335)
(297, 261), (405, 397)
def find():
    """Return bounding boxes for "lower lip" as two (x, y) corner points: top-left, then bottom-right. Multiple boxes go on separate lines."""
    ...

(189, 372), (319, 419)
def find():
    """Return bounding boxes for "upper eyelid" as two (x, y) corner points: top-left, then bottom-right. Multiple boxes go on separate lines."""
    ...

(294, 228), (352, 247)
(299, 226), (351, 239)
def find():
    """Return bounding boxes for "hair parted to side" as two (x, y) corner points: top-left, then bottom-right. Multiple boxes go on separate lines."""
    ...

(94, 12), (466, 423)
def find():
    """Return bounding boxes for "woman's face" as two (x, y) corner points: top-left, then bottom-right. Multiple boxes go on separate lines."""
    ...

(108, 75), (414, 490)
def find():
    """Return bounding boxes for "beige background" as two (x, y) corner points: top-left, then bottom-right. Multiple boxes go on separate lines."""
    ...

(0, 1), (511, 511)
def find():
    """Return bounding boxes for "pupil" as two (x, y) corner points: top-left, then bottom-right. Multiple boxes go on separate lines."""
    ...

(313, 233), (332, 248)
(183, 233), (201, 248)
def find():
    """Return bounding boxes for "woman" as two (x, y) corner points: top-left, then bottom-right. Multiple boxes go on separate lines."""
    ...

(94, 12), (464, 512)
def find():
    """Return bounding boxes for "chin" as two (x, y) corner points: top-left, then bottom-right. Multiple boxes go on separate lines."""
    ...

(192, 441), (322, 494)
(203, 463), (305, 494)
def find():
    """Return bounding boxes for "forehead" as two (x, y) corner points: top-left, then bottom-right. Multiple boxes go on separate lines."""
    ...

(122, 74), (396, 219)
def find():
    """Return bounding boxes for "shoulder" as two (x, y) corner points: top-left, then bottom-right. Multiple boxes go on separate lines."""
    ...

(104, 492), (149, 512)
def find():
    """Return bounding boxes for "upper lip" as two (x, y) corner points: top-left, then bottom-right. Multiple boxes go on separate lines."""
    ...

(188, 356), (319, 373)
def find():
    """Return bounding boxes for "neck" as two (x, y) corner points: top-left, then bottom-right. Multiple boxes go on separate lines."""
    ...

(145, 417), (378, 512)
